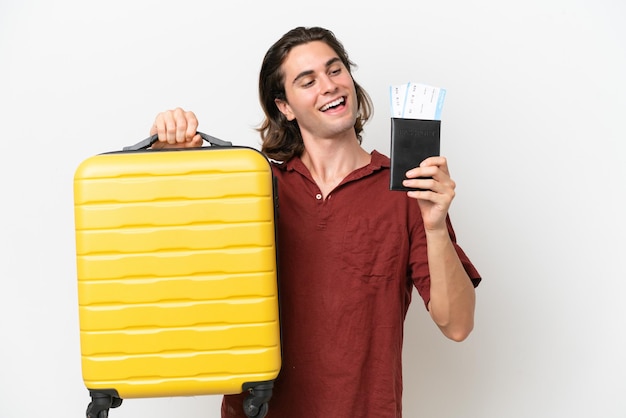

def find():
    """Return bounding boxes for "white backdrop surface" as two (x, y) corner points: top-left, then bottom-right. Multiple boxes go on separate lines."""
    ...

(1, 1), (625, 417)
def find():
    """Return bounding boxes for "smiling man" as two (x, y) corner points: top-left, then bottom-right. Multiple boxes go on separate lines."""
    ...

(272, 42), (371, 200)
(150, 26), (482, 418)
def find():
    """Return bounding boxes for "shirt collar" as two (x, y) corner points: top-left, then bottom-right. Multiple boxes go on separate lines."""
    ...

(272, 150), (389, 190)
(277, 150), (389, 172)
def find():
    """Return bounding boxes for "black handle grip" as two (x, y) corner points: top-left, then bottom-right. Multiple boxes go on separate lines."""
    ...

(122, 131), (232, 151)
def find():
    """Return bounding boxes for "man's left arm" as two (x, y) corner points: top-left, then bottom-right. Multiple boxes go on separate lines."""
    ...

(403, 156), (477, 341)
(425, 228), (476, 341)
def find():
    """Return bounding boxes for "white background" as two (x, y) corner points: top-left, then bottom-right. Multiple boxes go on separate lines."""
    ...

(1, 1), (625, 417)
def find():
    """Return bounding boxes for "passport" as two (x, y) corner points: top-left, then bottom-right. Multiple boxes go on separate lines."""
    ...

(389, 118), (441, 191)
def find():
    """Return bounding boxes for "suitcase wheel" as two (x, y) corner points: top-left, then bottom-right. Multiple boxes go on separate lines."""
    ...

(243, 399), (269, 418)
(242, 381), (273, 418)
(86, 392), (122, 418)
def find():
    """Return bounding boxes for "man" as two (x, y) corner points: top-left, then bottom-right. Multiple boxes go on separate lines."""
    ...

(151, 26), (481, 418)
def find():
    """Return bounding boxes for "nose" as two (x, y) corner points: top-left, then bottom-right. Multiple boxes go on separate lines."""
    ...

(319, 74), (338, 94)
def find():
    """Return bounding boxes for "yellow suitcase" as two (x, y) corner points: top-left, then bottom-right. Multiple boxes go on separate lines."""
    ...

(73, 133), (280, 418)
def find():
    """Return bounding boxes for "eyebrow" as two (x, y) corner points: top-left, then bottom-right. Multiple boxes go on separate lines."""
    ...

(292, 57), (342, 85)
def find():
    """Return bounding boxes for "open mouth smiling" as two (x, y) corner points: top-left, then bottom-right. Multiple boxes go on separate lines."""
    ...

(320, 97), (346, 112)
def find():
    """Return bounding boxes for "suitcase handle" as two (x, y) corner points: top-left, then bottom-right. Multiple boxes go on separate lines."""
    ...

(122, 131), (232, 151)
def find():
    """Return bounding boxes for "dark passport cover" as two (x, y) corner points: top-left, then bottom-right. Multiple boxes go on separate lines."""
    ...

(389, 118), (441, 191)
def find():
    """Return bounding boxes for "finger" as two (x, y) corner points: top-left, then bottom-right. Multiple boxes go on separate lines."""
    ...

(406, 166), (436, 180)
(184, 110), (199, 141)
(406, 156), (448, 177)
(419, 156), (449, 174)
(172, 108), (189, 143)
(159, 111), (178, 144)
(405, 163), (433, 179)
(403, 174), (456, 196)
(419, 156), (447, 166)
(403, 177), (436, 192)
(406, 161), (452, 184)
(176, 134), (203, 148)
(151, 113), (167, 143)
(406, 188), (436, 201)
(190, 133), (203, 147)
(407, 185), (455, 210)
(149, 121), (158, 137)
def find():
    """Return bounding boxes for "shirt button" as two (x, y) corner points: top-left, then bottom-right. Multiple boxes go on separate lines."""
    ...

(315, 193), (322, 200)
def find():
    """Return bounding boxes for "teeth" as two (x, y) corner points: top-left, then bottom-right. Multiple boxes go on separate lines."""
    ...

(321, 97), (344, 111)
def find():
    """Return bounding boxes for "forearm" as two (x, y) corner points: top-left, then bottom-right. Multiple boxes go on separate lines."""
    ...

(426, 228), (476, 342)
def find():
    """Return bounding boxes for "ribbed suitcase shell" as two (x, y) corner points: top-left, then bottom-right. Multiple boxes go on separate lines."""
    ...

(74, 146), (281, 399)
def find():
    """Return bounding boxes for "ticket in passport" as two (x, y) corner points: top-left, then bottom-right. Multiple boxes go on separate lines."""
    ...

(389, 82), (446, 121)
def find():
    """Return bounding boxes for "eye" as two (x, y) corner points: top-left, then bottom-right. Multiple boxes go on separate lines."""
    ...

(329, 65), (342, 76)
(300, 77), (315, 88)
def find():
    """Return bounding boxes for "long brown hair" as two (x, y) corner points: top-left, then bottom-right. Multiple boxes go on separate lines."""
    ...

(258, 26), (373, 162)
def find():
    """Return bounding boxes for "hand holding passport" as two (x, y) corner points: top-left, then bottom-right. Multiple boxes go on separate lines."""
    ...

(389, 83), (446, 191)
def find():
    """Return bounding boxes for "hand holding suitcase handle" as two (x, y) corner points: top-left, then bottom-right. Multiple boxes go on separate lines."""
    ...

(123, 131), (232, 151)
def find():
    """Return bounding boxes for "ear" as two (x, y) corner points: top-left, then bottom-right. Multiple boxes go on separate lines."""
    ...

(274, 98), (296, 121)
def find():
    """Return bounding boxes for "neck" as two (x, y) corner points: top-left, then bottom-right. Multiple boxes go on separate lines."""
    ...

(300, 134), (371, 198)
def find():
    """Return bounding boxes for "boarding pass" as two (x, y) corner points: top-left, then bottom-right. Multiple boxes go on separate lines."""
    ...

(390, 82), (446, 120)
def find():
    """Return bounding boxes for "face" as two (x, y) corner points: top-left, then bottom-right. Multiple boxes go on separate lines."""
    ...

(275, 41), (359, 142)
